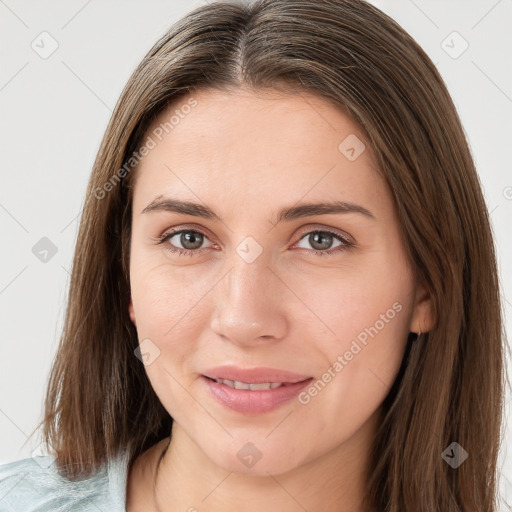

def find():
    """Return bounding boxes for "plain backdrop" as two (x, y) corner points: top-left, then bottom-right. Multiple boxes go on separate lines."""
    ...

(1, 0), (511, 507)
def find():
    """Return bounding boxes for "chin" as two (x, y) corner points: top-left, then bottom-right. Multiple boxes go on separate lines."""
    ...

(207, 445), (304, 477)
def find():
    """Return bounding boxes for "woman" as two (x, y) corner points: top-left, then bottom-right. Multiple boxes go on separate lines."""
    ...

(0, 0), (505, 511)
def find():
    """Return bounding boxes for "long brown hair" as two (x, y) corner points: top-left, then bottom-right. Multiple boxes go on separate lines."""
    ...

(38, 0), (506, 510)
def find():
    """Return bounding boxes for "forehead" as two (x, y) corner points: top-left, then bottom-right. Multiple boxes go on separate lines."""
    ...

(133, 87), (387, 218)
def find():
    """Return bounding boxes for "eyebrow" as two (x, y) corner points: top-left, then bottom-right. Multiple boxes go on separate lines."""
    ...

(141, 196), (376, 224)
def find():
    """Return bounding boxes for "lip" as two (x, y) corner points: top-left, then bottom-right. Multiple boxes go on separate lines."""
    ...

(200, 366), (314, 414)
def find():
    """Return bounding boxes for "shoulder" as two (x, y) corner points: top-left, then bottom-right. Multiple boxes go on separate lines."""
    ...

(0, 450), (130, 512)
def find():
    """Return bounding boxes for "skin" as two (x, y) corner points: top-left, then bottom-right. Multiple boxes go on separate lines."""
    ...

(125, 87), (433, 512)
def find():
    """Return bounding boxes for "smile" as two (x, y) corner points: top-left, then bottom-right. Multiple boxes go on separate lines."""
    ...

(201, 374), (314, 414)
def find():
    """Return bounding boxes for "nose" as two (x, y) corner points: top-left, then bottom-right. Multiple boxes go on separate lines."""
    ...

(210, 257), (288, 347)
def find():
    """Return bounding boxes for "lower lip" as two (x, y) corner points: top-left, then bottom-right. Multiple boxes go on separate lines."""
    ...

(201, 375), (313, 414)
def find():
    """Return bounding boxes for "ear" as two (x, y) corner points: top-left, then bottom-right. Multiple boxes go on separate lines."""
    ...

(128, 298), (136, 327)
(409, 283), (435, 334)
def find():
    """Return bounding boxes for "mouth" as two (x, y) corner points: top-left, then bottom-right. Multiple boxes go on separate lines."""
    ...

(200, 366), (314, 414)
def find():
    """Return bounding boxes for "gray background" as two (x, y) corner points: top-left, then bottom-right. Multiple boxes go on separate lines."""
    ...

(1, 0), (511, 508)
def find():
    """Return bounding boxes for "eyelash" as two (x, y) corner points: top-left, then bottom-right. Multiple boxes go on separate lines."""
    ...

(156, 227), (354, 257)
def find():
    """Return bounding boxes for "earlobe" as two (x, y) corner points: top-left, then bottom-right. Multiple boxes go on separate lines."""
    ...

(128, 299), (136, 327)
(410, 284), (435, 334)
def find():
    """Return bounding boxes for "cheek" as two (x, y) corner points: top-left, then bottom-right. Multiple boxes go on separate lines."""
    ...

(129, 264), (208, 399)
(129, 265), (205, 415)
(130, 260), (210, 337)
(291, 258), (412, 345)
(292, 258), (412, 406)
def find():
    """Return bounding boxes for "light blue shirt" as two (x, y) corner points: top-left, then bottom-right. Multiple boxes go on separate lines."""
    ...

(0, 449), (130, 511)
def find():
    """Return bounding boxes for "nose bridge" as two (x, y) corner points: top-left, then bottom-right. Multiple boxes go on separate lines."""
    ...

(210, 249), (287, 344)
(229, 254), (271, 309)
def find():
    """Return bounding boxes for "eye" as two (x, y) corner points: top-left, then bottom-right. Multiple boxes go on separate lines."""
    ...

(157, 229), (214, 256)
(156, 227), (353, 257)
(293, 229), (353, 257)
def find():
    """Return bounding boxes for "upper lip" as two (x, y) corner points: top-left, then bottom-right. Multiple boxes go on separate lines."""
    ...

(202, 366), (313, 384)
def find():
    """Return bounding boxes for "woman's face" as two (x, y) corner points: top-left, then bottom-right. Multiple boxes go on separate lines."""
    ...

(128, 87), (431, 475)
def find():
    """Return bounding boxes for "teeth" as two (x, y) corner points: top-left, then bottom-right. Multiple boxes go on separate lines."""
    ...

(214, 378), (283, 390)
(234, 380), (250, 390)
(248, 382), (282, 390)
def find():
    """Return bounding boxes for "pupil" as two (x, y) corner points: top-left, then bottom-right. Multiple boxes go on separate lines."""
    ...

(182, 232), (202, 249)
(311, 232), (332, 250)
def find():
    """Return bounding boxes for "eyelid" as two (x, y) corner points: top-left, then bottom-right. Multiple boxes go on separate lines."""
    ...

(158, 223), (216, 243)
(159, 222), (353, 241)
